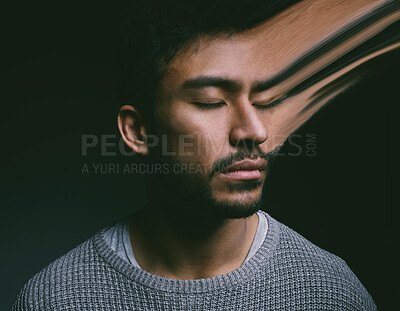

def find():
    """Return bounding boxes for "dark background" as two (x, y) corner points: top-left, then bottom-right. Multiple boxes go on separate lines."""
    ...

(0, 1), (396, 310)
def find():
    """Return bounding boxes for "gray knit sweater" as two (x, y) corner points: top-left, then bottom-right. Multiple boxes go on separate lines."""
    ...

(12, 212), (377, 310)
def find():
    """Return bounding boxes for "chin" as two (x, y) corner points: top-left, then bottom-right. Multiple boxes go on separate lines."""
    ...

(208, 193), (262, 219)
(204, 180), (264, 218)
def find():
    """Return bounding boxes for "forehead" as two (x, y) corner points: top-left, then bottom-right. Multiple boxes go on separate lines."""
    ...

(163, 0), (382, 88)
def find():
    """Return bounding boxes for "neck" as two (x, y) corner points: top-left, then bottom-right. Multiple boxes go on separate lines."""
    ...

(129, 190), (259, 280)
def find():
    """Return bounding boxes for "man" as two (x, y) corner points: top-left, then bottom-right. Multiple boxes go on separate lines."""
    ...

(13, 0), (382, 310)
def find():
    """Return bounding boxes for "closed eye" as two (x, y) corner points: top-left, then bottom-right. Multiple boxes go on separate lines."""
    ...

(253, 96), (286, 110)
(192, 102), (225, 109)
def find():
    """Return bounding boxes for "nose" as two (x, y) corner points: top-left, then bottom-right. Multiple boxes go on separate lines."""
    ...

(229, 100), (268, 147)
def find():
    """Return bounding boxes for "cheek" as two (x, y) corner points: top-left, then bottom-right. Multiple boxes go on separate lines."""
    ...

(158, 104), (228, 160)
(159, 102), (219, 134)
(250, 111), (290, 152)
(194, 132), (229, 163)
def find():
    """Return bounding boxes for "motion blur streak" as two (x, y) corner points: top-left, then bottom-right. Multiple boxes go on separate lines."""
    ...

(265, 0), (399, 149)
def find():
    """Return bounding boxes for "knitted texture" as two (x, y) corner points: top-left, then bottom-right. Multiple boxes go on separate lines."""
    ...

(12, 212), (377, 310)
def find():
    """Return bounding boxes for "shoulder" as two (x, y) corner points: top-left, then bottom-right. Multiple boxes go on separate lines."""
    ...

(11, 230), (115, 311)
(264, 213), (377, 310)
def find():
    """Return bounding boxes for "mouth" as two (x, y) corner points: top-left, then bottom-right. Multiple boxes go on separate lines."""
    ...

(219, 158), (267, 181)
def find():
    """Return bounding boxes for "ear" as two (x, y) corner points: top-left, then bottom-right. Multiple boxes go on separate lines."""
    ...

(118, 105), (149, 155)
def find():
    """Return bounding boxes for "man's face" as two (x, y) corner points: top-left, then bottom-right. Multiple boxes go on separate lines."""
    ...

(148, 24), (295, 218)
(144, 0), (379, 218)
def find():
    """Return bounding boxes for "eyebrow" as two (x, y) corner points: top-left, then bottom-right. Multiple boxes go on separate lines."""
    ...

(181, 75), (279, 94)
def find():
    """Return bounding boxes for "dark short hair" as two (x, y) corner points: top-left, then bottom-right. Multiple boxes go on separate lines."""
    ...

(118, 0), (301, 125)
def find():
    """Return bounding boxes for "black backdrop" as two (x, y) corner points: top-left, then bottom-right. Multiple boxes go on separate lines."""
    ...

(0, 1), (396, 310)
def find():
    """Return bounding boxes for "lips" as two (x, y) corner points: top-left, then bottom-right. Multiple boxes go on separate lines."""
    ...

(220, 158), (267, 180)
(226, 158), (267, 172)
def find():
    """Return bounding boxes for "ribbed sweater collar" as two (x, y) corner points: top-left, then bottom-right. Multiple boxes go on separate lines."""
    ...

(93, 211), (280, 294)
